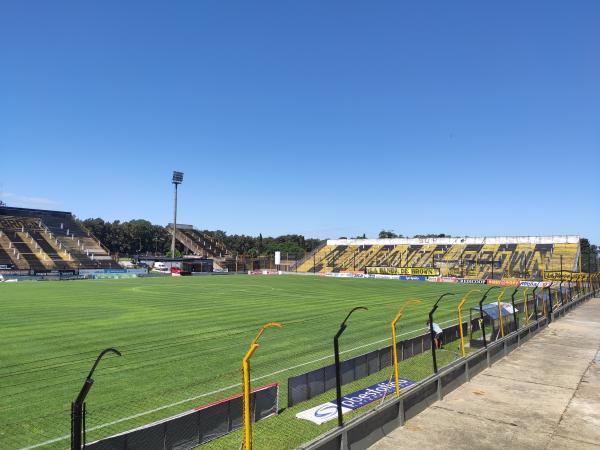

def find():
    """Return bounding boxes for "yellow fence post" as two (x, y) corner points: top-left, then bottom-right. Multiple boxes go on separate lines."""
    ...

(391, 299), (421, 397)
(242, 322), (282, 450)
(457, 289), (481, 357)
(540, 285), (548, 317)
(497, 288), (506, 337)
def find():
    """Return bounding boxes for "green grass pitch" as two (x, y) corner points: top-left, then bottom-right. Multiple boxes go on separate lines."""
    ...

(0, 275), (516, 449)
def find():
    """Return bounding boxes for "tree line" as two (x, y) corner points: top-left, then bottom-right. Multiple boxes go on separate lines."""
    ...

(79, 218), (323, 257)
(580, 238), (599, 273)
(377, 230), (451, 239)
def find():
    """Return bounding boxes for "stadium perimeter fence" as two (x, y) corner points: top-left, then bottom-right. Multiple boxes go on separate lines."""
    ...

(286, 288), (562, 405)
(65, 280), (597, 450)
(297, 287), (597, 450)
(287, 320), (478, 407)
(84, 384), (278, 450)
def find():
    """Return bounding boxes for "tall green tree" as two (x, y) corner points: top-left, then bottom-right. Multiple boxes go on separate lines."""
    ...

(378, 230), (398, 238)
(579, 238), (598, 273)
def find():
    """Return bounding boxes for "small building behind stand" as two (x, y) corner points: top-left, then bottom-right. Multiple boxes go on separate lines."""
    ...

(134, 256), (213, 274)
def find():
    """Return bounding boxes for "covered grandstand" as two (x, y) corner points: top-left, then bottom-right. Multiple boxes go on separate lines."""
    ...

(295, 236), (580, 280)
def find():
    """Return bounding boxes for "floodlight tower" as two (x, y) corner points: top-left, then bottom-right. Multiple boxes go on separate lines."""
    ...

(171, 171), (184, 257)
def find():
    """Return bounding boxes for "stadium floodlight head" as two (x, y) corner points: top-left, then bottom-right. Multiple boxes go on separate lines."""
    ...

(170, 171), (184, 257)
(172, 171), (184, 184)
(71, 348), (122, 450)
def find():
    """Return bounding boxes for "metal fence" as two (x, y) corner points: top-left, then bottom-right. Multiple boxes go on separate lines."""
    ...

(85, 383), (279, 450)
(287, 321), (480, 407)
(62, 278), (596, 450)
(297, 291), (595, 450)
(287, 294), (560, 408)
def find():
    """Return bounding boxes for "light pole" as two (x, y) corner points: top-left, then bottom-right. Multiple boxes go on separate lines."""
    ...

(510, 288), (519, 332)
(547, 283), (554, 321)
(391, 299), (421, 395)
(170, 171), (184, 258)
(560, 255), (564, 305)
(531, 285), (539, 318)
(429, 292), (456, 372)
(457, 289), (481, 357)
(588, 251), (592, 293)
(71, 348), (122, 450)
(242, 322), (282, 450)
(334, 306), (367, 427)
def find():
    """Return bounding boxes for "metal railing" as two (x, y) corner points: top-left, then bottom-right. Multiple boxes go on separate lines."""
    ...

(298, 290), (596, 450)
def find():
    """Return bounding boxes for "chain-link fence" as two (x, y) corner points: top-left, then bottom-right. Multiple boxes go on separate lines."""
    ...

(84, 384), (278, 450)
(8, 274), (598, 450)
(296, 283), (598, 450)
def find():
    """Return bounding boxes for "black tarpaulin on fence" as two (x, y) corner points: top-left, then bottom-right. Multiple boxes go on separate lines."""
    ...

(85, 383), (278, 450)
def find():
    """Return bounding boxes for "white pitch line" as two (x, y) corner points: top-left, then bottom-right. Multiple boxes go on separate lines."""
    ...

(22, 318), (458, 450)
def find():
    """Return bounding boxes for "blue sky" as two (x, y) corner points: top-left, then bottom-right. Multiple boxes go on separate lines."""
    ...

(1, 1), (598, 241)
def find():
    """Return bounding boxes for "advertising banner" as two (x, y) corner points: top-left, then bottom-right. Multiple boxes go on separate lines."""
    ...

(543, 271), (590, 282)
(519, 280), (552, 288)
(34, 270), (76, 276)
(79, 268), (147, 276)
(296, 379), (414, 425)
(427, 276), (457, 283)
(333, 272), (355, 278)
(457, 278), (486, 284)
(398, 275), (427, 281)
(352, 273), (368, 278)
(249, 269), (279, 275)
(0, 269), (29, 276)
(95, 273), (137, 279)
(371, 274), (401, 280)
(485, 279), (521, 287)
(78, 269), (106, 276)
(366, 267), (440, 276)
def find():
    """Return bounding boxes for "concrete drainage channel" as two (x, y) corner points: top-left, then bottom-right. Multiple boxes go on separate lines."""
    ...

(297, 292), (597, 450)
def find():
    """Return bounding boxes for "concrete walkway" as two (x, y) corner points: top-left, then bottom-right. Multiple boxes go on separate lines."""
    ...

(370, 298), (600, 450)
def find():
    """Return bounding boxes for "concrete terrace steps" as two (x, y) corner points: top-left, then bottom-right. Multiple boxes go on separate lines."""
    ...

(0, 211), (119, 270)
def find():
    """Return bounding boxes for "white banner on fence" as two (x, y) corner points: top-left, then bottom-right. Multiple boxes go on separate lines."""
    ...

(275, 251), (281, 265)
(296, 379), (414, 424)
(519, 280), (552, 288)
(296, 403), (352, 425)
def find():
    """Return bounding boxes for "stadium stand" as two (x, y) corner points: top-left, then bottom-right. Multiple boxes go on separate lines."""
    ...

(168, 224), (238, 270)
(168, 224), (229, 258)
(296, 236), (580, 280)
(0, 206), (120, 271)
(0, 241), (15, 267)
